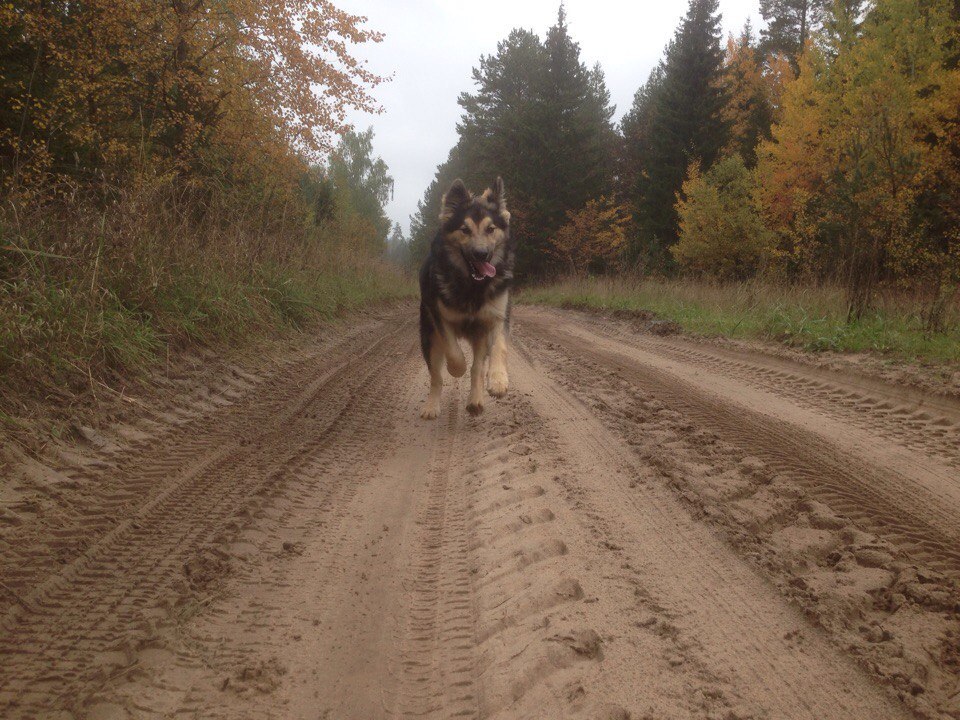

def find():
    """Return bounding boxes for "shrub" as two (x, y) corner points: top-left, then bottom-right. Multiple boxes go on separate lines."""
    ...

(673, 155), (772, 280)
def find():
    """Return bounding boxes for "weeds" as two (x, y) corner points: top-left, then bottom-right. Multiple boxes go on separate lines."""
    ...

(0, 180), (413, 421)
(522, 276), (960, 364)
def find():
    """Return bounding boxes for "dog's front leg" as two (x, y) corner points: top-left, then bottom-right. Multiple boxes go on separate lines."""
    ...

(466, 335), (490, 415)
(487, 320), (509, 398)
(421, 331), (445, 420)
(442, 321), (467, 378)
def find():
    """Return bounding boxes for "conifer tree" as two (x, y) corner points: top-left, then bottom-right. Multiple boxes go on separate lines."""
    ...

(759, 0), (829, 69)
(630, 0), (729, 266)
(619, 66), (667, 206)
(409, 7), (616, 276)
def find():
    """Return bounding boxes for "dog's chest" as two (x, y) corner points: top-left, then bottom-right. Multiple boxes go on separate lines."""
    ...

(438, 293), (508, 336)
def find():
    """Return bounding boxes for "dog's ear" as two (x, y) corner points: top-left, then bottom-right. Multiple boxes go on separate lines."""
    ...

(487, 176), (510, 223)
(440, 179), (471, 222)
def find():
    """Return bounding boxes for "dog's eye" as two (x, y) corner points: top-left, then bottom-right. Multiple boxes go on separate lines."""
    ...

(460, 226), (470, 234)
(485, 226), (495, 234)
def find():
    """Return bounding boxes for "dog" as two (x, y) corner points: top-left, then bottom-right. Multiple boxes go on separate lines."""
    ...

(419, 177), (514, 419)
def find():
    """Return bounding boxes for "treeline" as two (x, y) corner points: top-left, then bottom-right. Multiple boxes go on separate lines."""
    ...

(0, 1), (399, 402)
(409, 0), (960, 325)
(0, 1), (394, 252)
(408, 7), (617, 275)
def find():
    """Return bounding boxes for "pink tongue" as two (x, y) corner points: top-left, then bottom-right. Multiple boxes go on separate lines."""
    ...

(480, 261), (496, 278)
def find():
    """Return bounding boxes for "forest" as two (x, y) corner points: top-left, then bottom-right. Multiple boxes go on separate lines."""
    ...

(0, 1), (403, 409)
(406, 0), (960, 334)
(2, 0), (958, 412)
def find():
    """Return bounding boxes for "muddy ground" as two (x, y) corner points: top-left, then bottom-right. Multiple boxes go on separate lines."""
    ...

(1, 304), (958, 719)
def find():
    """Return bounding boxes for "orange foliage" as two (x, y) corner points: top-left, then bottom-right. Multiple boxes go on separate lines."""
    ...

(755, 0), (960, 317)
(546, 197), (630, 275)
(721, 33), (768, 162)
(0, 0), (385, 192)
(763, 52), (795, 122)
(754, 42), (833, 272)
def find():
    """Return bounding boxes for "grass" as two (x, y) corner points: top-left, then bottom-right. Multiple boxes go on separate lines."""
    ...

(522, 276), (960, 365)
(0, 187), (414, 432)
(1, 259), (408, 392)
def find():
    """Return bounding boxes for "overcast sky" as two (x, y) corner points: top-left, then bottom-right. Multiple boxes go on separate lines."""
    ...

(337, 0), (762, 234)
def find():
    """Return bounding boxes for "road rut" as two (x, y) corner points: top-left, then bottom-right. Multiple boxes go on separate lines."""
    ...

(1, 304), (957, 719)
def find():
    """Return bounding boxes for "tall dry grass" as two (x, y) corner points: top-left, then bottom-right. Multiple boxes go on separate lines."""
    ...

(0, 178), (411, 423)
(522, 275), (960, 363)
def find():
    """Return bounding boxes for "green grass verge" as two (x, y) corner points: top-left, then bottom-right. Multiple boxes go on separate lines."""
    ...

(522, 276), (960, 365)
(0, 251), (413, 419)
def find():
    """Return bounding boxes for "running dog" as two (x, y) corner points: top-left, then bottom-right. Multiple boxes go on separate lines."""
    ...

(419, 177), (514, 419)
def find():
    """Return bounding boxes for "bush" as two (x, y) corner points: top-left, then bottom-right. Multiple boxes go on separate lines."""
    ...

(0, 178), (410, 416)
(673, 155), (772, 280)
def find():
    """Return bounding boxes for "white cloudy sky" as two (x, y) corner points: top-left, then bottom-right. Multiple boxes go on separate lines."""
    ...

(336, 1), (761, 234)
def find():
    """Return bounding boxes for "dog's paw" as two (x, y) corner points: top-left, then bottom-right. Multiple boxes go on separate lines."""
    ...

(487, 371), (509, 398)
(466, 401), (484, 416)
(420, 403), (440, 420)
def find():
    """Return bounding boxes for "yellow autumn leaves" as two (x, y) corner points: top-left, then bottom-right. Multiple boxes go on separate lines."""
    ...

(676, 0), (960, 319)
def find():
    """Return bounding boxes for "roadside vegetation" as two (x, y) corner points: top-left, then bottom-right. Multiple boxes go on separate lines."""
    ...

(524, 276), (960, 363)
(0, 2), (410, 424)
(403, 0), (959, 366)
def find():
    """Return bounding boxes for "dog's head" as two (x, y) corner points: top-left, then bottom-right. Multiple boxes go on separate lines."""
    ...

(438, 177), (511, 282)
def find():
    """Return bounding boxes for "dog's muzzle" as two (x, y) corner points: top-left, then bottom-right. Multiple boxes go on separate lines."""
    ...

(464, 249), (497, 282)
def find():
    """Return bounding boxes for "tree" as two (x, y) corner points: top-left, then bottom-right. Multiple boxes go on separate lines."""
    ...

(754, 42), (831, 276)
(828, 0), (960, 320)
(546, 197), (630, 275)
(757, 0), (960, 320)
(410, 7), (617, 277)
(537, 8), (618, 230)
(385, 223), (410, 266)
(673, 155), (772, 279)
(327, 128), (394, 250)
(0, 0), (386, 191)
(619, 65), (666, 211)
(629, 0), (729, 266)
(721, 23), (776, 166)
(759, 0), (829, 69)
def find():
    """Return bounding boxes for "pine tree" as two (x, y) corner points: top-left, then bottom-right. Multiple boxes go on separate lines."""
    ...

(538, 7), (617, 227)
(408, 141), (471, 266)
(759, 0), (829, 69)
(409, 7), (617, 276)
(760, 0), (867, 71)
(386, 222), (410, 266)
(409, 29), (544, 265)
(619, 65), (666, 205)
(630, 0), (729, 266)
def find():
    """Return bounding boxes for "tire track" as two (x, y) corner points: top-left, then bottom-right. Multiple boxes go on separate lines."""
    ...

(506, 337), (909, 719)
(543, 306), (960, 469)
(0, 317), (390, 615)
(4, 304), (946, 719)
(107, 332), (427, 720)
(516, 308), (960, 718)
(518, 310), (960, 576)
(391, 392), (482, 719)
(0, 316), (413, 718)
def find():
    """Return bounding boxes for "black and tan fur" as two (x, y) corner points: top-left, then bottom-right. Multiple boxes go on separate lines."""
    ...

(419, 177), (514, 419)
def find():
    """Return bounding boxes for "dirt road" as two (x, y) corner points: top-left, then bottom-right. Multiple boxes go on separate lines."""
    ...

(1, 305), (958, 719)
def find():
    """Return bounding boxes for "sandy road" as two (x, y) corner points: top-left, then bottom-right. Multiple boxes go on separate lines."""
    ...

(1, 304), (958, 719)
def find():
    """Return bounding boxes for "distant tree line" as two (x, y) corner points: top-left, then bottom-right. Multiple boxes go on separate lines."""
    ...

(408, 0), (960, 325)
(408, 7), (617, 275)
